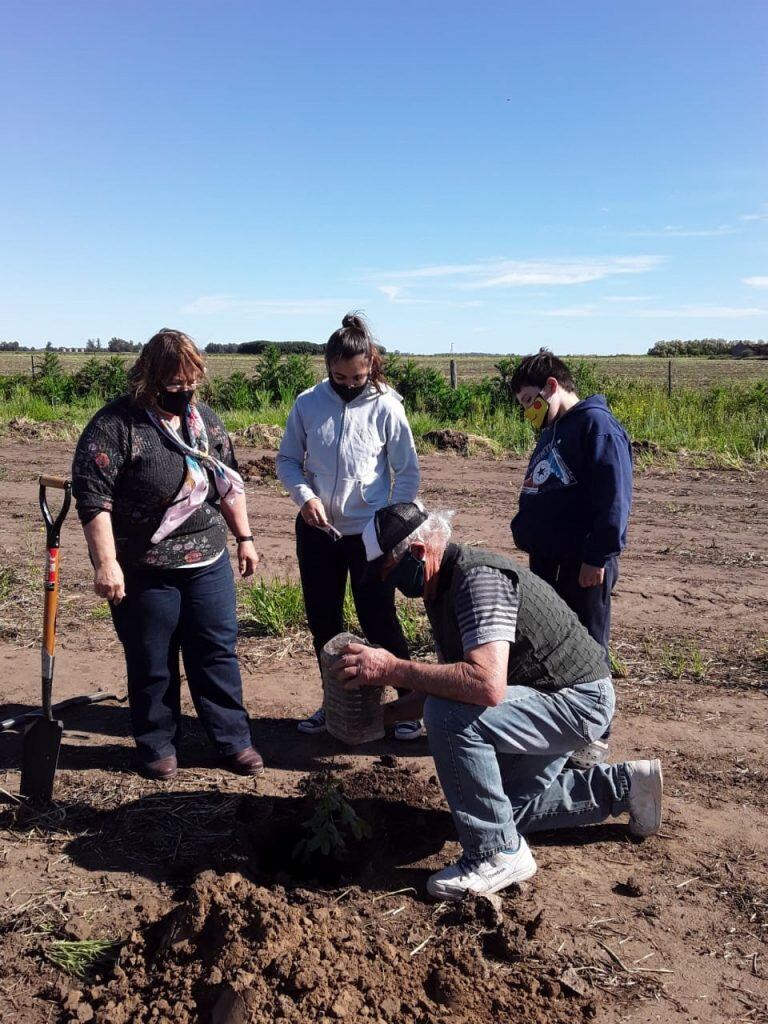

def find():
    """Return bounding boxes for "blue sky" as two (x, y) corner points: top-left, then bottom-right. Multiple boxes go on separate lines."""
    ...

(1, 1), (766, 354)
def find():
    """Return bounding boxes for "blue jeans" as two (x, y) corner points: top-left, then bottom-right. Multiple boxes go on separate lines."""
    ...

(110, 552), (253, 762)
(424, 678), (630, 860)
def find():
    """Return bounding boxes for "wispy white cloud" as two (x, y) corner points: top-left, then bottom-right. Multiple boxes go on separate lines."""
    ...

(542, 304), (601, 318)
(633, 305), (768, 318)
(372, 255), (663, 291)
(542, 303), (768, 319)
(742, 276), (768, 289)
(740, 205), (768, 223)
(180, 294), (347, 316)
(375, 284), (483, 308)
(627, 224), (735, 238)
(603, 295), (655, 303)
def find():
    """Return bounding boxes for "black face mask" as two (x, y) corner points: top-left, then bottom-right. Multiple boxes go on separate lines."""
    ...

(158, 389), (194, 415)
(331, 379), (369, 403)
(388, 550), (425, 599)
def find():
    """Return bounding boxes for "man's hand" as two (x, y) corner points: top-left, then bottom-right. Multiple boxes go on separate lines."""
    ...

(333, 643), (397, 689)
(300, 498), (329, 528)
(579, 562), (605, 588)
(94, 558), (125, 604)
(237, 540), (259, 578)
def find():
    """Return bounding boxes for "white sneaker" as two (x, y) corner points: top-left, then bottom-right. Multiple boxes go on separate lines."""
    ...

(626, 758), (663, 836)
(568, 738), (610, 769)
(394, 719), (425, 741)
(427, 837), (537, 901)
(297, 707), (326, 735)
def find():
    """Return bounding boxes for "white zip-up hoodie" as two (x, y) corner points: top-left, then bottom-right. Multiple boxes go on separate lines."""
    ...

(276, 379), (420, 535)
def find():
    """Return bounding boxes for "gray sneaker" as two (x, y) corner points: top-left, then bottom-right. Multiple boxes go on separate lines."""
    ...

(567, 738), (610, 769)
(626, 758), (663, 836)
(297, 707), (326, 735)
(393, 719), (425, 741)
(426, 837), (537, 901)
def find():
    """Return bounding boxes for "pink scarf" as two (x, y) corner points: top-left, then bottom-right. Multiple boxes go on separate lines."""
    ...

(147, 405), (244, 544)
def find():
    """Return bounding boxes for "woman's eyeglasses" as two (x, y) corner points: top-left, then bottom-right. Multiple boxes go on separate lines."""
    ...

(164, 380), (203, 392)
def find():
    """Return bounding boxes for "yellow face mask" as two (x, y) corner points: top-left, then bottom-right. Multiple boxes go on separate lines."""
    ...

(524, 393), (550, 430)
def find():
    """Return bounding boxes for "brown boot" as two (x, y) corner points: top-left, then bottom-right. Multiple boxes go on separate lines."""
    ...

(140, 754), (178, 780)
(220, 746), (264, 777)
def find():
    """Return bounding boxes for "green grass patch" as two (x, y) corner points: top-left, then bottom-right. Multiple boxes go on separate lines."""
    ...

(239, 576), (433, 653)
(0, 566), (16, 602)
(609, 648), (629, 678)
(45, 938), (122, 978)
(241, 577), (306, 637)
(655, 640), (713, 682)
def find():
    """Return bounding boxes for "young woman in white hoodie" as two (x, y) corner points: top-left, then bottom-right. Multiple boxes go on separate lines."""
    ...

(276, 312), (422, 740)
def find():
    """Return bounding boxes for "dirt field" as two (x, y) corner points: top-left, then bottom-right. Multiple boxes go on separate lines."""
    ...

(2, 351), (768, 387)
(1, 435), (766, 1024)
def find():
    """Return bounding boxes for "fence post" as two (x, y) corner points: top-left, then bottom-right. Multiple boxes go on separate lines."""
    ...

(450, 359), (457, 389)
(667, 359), (672, 397)
(31, 354), (36, 378)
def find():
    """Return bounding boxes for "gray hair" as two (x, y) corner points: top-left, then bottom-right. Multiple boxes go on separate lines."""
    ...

(390, 508), (455, 560)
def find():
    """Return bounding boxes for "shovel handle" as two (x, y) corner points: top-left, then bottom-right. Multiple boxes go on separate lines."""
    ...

(39, 474), (69, 489)
(39, 476), (71, 721)
(39, 476), (72, 543)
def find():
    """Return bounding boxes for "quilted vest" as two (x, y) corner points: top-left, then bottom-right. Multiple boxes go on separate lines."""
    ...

(425, 544), (608, 692)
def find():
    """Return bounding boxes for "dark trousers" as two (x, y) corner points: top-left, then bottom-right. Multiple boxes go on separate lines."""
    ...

(528, 553), (619, 740)
(110, 553), (252, 762)
(295, 515), (410, 693)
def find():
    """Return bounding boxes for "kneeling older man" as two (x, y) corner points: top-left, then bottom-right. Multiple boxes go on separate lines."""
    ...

(333, 502), (663, 901)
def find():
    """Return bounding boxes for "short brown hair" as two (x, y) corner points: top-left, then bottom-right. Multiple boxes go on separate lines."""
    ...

(509, 348), (576, 394)
(128, 329), (206, 408)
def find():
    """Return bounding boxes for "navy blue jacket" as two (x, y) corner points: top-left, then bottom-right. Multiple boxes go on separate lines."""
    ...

(511, 395), (633, 568)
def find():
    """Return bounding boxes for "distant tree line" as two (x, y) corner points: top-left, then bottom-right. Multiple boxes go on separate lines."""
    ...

(648, 339), (768, 358)
(204, 340), (387, 355)
(0, 337), (142, 353)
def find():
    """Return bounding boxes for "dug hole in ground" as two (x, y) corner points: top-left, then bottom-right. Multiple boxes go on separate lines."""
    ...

(0, 436), (766, 1024)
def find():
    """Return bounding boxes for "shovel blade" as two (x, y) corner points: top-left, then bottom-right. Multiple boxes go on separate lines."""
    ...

(20, 716), (63, 804)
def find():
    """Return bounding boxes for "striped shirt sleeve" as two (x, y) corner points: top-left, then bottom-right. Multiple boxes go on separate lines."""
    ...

(454, 566), (518, 654)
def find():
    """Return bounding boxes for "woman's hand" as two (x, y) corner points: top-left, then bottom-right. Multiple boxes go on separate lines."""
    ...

(333, 643), (397, 689)
(93, 558), (126, 604)
(238, 540), (260, 578)
(300, 498), (329, 528)
(579, 562), (605, 588)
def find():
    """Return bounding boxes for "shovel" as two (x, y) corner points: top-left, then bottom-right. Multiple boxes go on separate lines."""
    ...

(19, 474), (72, 804)
(2, 691), (125, 733)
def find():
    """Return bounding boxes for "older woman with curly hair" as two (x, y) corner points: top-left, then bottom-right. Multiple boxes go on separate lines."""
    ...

(72, 329), (263, 780)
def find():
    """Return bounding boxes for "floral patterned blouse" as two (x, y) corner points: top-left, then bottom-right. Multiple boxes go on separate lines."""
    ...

(72, 395), (238, 571)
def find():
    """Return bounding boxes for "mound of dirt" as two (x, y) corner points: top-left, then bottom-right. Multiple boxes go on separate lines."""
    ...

(240, 456), (278, 483)
(77, 873), (596, 1024)
(631, 439), (661, 455)
(422, 430), (469, 455)
(4, 416), (81, 442)
(236, 424), (285, 449)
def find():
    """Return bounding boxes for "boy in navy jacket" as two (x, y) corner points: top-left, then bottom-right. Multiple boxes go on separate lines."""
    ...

(510, 350), (633, 765)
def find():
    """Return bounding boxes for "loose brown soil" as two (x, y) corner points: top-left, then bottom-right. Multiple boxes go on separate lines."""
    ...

(1, 439), (766, 1024)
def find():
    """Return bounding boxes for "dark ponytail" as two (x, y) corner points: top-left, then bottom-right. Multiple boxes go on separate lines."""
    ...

(325, 311), (385, 391)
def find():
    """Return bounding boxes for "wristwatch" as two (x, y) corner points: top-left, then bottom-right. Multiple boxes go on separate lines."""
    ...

(236, 535), (254, 544)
